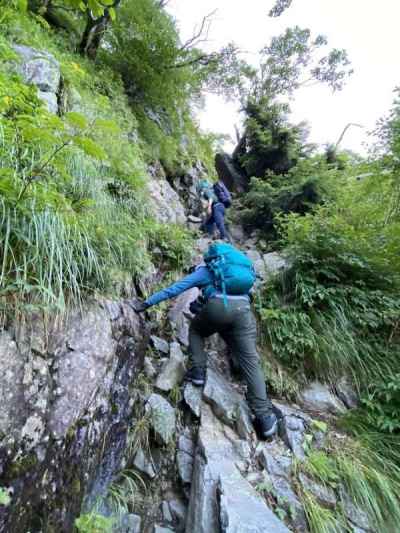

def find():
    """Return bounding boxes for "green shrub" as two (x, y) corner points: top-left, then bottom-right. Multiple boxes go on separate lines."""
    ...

(145, 221), (194, 271)
(75, 511), (114, 533)
(258, 166), (400, 383)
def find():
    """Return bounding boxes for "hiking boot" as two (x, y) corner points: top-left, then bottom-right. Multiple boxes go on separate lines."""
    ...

(254, 412), (278, 440)
(185, 367), (206, 387)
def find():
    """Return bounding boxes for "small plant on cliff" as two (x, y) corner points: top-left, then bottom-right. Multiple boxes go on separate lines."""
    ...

(0, 487), (11, 507)
(74, 510), (114, 533)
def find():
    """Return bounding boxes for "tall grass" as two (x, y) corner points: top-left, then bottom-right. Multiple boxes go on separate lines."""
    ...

(302, 492), (345, 533)
(0, 200), (102, 311)
(301, 431), (400, 532)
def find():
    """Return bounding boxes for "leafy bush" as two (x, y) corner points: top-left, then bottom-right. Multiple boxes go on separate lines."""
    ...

(258, 163), (400, 383)
(75, 511), (114, 533)
(0, 38), (159, 315)
(241, 157), (335, 238)
(145, 221), (194, 271)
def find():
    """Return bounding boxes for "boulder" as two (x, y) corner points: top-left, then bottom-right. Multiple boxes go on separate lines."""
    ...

(280, 415), (307, 461)
(13, 45), (61, 113)
(246, 249), (267, 281)
(263, 252), (290, 280)
(218, 472), (290, 533)
(147, 163), (186, 225)
(228, 224), (247, 244)
(300, 382), (346, 415)
(133, 447), (156, 479)
(258, 443), (292, 478)
(151, 336), (170, 355)
(183, 383), (203, 418)
(145, 394), (176, 445)
(116, 513), (141, 533)
(335, 377), (359, 409)
(177, 432), (195, 485)
(257, 442), (307, 531)
(155, 342), (185, 392)
(37, 91), (58, 114)
(259, 472), (307, 532)
(1, 303), (148, 532)
(340, 490), (372, 531)
(144, 357), (157, 379)
(154, 526), (174, 533)
(298, 473), (337, 508)
(162, 501), (173, 522)
(215, 152), (248, 192)
(203, 368), (245, 427)
(168, 499), (187, 530)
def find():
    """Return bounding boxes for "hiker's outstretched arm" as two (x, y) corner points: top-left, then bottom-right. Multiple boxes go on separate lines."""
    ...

(145, 267), (212, 307)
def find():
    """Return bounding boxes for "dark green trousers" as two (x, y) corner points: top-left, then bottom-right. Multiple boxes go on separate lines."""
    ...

(189, 297), (273, 417)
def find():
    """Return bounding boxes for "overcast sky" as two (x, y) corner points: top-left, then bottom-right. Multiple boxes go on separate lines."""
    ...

(167, 0), (400, 154)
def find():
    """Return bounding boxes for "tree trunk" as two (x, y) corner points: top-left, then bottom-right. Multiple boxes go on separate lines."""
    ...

(79, 0), (121, 59)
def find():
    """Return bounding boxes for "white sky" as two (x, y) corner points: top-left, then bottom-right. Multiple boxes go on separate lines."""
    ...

(167, 0), (400, 154)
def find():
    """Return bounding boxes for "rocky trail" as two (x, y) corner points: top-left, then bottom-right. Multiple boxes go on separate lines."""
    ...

(0, 55), (368, 529)
(110, 232), (366, 533)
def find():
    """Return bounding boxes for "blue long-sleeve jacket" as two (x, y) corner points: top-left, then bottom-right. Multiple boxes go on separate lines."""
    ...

(145, 266), (213, 307)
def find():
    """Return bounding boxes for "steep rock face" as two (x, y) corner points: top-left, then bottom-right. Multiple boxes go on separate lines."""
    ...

(0, 301), (148, 532)
(13, 45), (61, 113)
(215, 152), (248, 193)
(148, 162), (187, 225)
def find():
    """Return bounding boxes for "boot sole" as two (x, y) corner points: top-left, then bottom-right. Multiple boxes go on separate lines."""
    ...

(261, 419), (278, 438)
(189, 378), (205, 386)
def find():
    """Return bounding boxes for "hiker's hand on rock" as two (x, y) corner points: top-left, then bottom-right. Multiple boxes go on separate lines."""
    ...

(128, 299), (149, 313)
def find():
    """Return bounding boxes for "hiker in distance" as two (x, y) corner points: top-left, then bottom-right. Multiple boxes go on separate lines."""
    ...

(197, 179), (232, 242)
(130, 242), (278, 439)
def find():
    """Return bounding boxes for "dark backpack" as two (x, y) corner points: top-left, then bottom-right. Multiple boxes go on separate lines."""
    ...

(213, 181), (232, 208)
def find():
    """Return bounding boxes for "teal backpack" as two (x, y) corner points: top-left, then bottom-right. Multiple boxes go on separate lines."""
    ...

(203, 243), (256, 305)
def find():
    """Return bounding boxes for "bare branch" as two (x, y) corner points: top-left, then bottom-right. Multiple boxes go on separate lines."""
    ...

(158, 0), (170, 7)
(179, 9), (217, 52)
(335, 123), (364, 149)
(167, 53), (216, 70)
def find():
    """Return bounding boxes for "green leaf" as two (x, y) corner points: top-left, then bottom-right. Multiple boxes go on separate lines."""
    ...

(0, 488), (11, 507)
(109, 7), (116, 21)
(312, 420), (328, 433)
(73, 137), (107, 160)
(66, 112), (88, 130)
(18, 0), (28, 11)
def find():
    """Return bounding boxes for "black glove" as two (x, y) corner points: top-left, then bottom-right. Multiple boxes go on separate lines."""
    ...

(128, 299), (149, 313)
(189, 296), (205, 315)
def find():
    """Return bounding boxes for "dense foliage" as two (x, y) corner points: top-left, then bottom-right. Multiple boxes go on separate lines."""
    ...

(0, 3), (201, 316)
(257, 96), (400, 439)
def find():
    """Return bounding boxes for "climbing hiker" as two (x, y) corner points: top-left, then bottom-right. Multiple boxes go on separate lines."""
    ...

(197, 179), (232, 242)
(130, 242), (278, 439)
